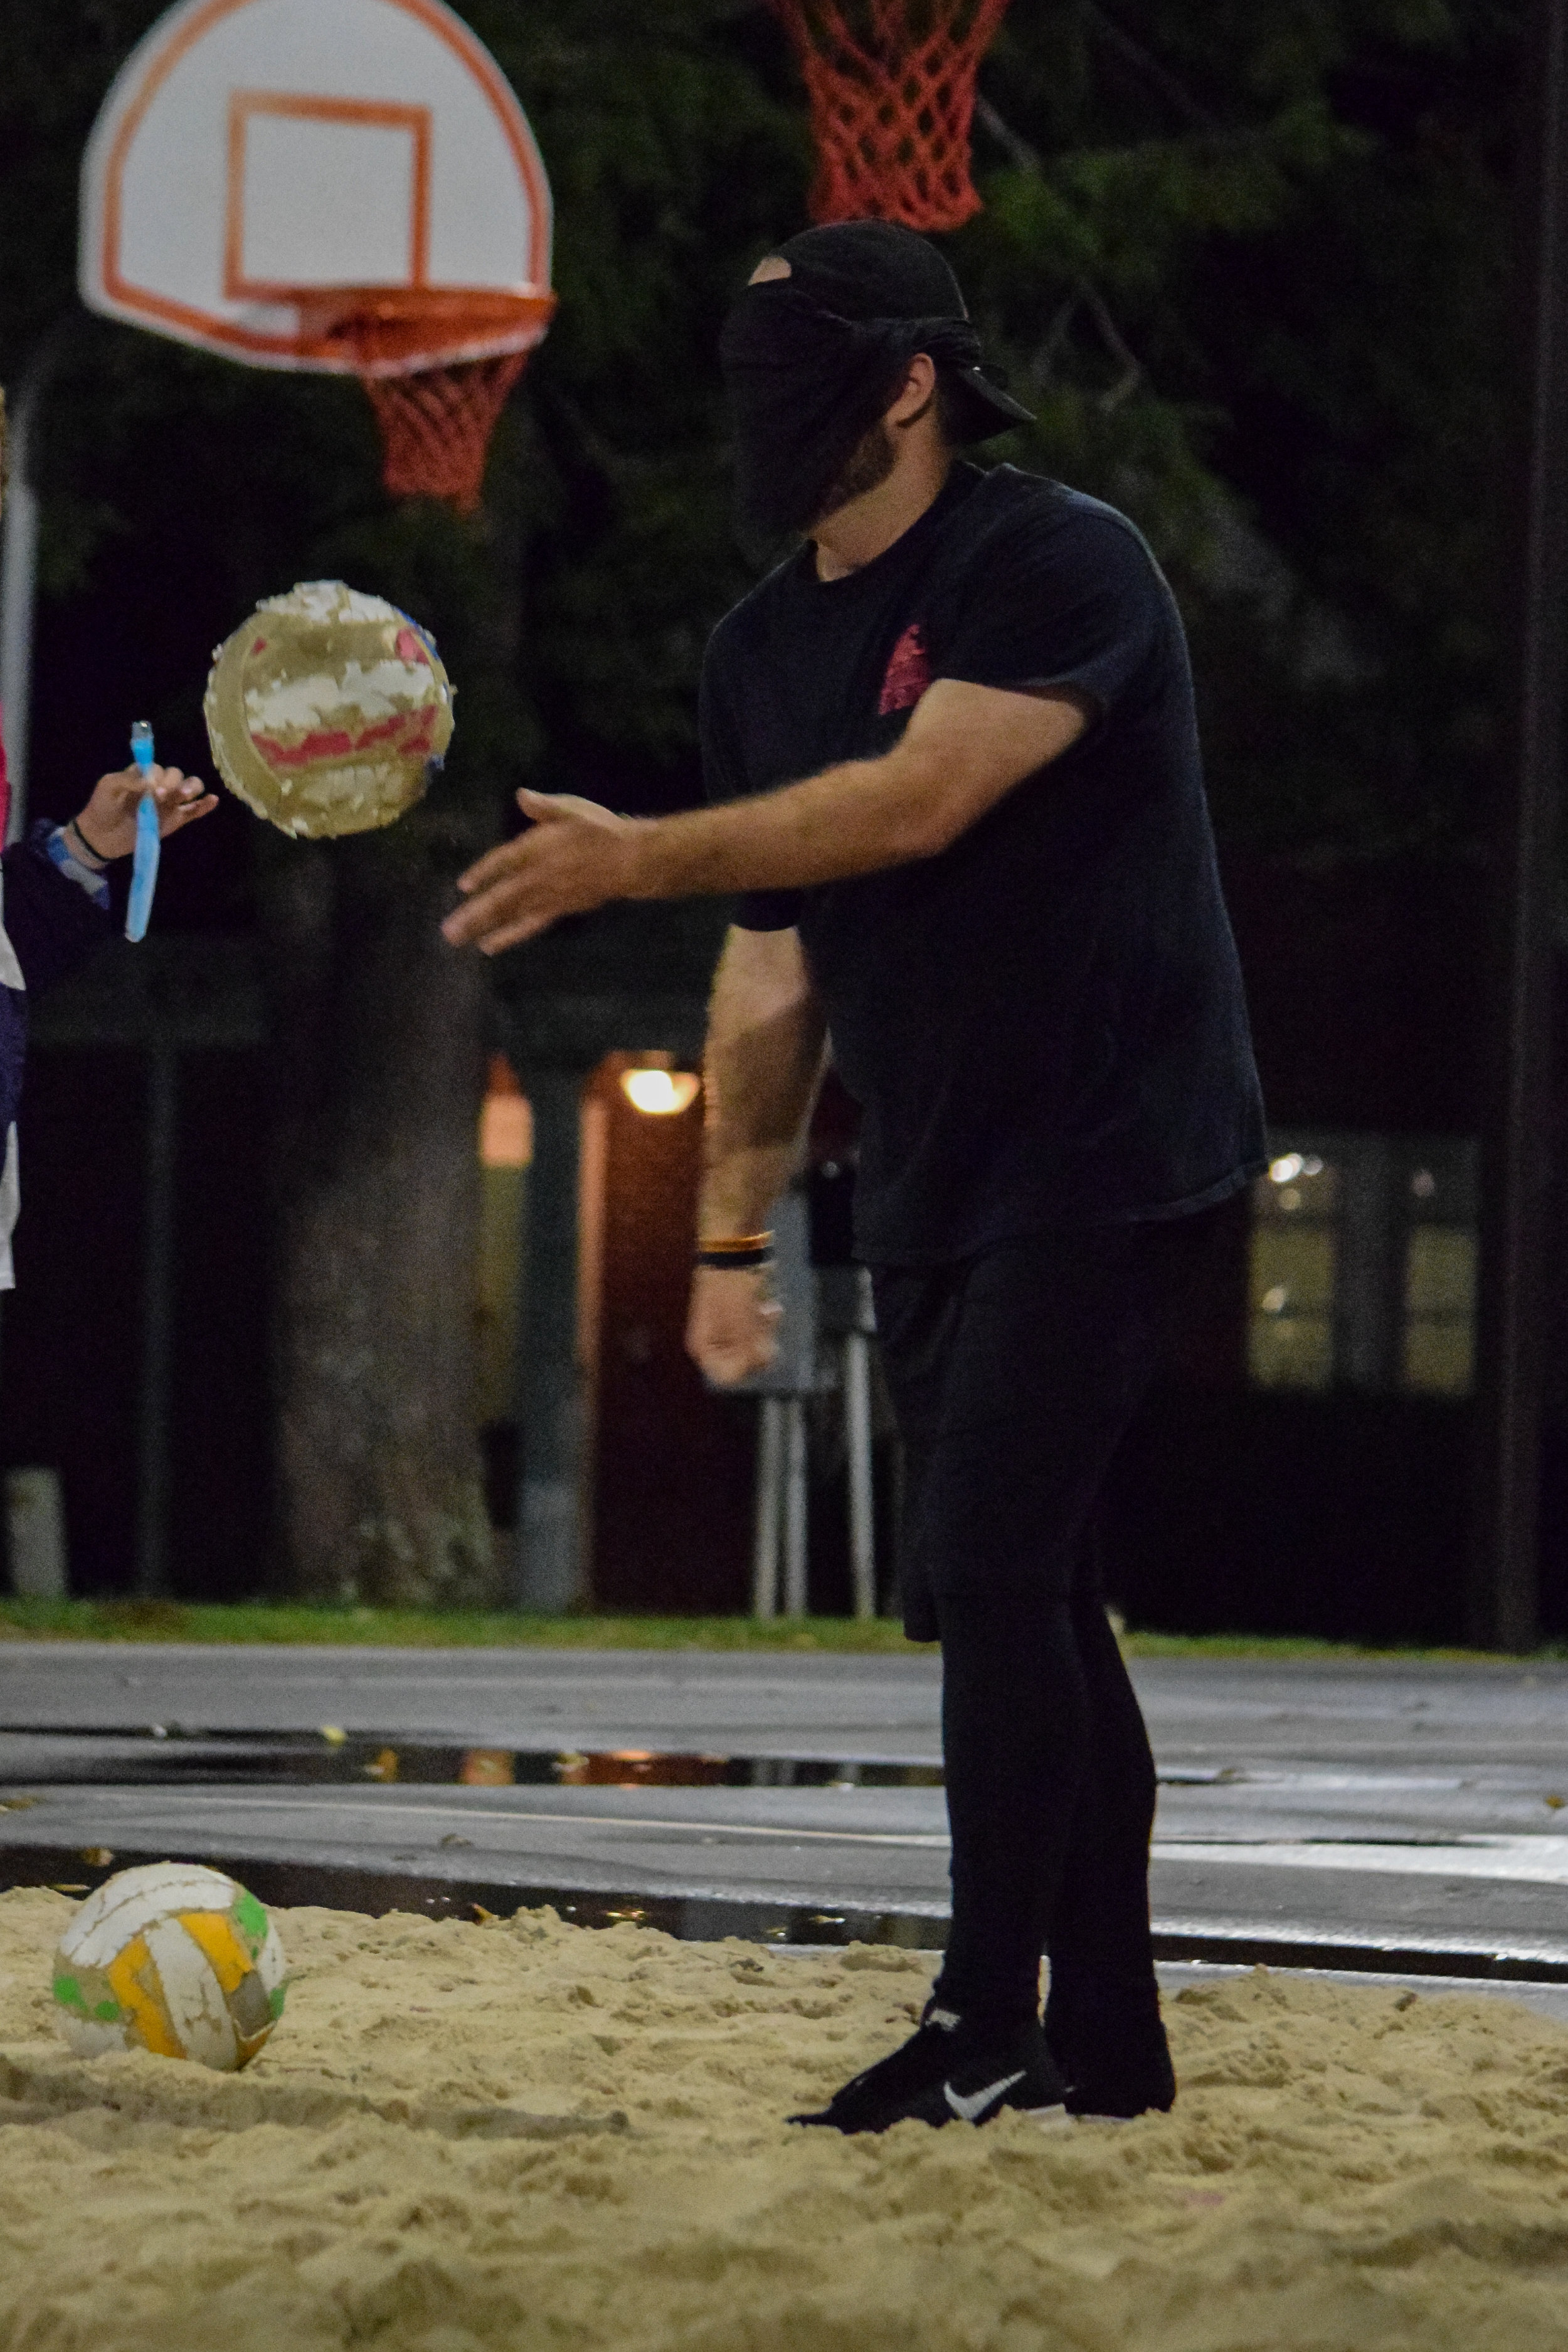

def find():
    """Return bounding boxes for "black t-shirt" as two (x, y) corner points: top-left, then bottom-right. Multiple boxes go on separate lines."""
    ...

(699, 462), (1266, 1265)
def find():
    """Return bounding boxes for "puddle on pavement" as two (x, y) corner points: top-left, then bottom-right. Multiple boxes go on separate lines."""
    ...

(0, 1731), (948, 1791)
(0, 1732), (1246, 1794)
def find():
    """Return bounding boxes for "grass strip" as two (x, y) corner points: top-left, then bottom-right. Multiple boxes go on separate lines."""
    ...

(0, 1597), (1560, 1664)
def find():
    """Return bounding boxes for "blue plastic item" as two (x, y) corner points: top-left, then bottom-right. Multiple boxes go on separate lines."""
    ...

(125, 721), (160, 943)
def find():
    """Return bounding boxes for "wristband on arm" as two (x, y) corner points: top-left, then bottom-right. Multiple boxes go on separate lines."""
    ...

(695, 1232), (775, 1271)
(68, 818), (112, 868)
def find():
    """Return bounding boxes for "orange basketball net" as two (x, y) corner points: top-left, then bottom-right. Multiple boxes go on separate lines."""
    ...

(294, 288), (558, 514)
(771, 0), (1012, 232)
(359, 356), (529, 514)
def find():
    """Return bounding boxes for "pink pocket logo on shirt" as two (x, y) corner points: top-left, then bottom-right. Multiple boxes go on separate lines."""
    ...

(878, 623), (932, 715)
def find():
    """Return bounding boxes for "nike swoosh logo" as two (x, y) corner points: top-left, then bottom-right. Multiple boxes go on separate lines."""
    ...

(945, 2069), (1025, 2123)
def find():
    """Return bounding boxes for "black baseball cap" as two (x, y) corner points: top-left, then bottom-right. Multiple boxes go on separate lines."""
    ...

(767, 220), (1036, 443)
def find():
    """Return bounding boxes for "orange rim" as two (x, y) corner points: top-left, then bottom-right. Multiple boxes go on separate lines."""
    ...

(288, 285), (558, 376)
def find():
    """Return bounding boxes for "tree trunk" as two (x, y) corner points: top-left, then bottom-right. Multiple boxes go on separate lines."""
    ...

(259, 819), (498, 1606)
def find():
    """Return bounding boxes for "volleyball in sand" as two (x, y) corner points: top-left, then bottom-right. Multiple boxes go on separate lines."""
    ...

(51, 1861), (287, 2071)
(204, 581), (455, 840)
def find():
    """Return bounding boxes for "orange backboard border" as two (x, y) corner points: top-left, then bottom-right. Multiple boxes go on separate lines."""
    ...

(225, 93), (433, 302)
(93, 0), (553, 370)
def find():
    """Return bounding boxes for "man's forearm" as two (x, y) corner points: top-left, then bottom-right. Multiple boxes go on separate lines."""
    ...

(700, 1025), (827, 1237)
(443, 679), (1089, 958)
(623, 678), (1089, 903)
(629, 751), (933, 906)
(699, 1135), (807, 1240)
(699, 931), (827, 1239)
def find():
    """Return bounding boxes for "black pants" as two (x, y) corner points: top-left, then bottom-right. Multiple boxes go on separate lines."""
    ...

(872, 1212), (1219, 2027)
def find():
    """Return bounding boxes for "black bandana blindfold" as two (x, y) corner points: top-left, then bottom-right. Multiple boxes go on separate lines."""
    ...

(719, 282), (984, 539)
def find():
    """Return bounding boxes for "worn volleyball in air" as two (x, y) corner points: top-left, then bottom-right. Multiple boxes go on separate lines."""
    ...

(204, 580), (454, 839)
(51, 1862), (286, 2070)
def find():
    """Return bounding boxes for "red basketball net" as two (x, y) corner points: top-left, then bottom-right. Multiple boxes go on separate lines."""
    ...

(361, 354), (529, 514)
(771, 0), (1012, 232)
(296, 290), (556, 515)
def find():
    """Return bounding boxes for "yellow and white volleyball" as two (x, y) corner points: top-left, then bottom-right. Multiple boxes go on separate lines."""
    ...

(51, 1862), (286, 2071)
(204, 580), (455, 840)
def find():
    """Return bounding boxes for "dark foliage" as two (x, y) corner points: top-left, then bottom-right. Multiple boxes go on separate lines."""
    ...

(0, 0), (1521, 874)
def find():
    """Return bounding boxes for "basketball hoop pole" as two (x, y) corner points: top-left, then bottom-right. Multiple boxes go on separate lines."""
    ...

(1468, 0), (1568, 1650)
(0, 320), (72, 846)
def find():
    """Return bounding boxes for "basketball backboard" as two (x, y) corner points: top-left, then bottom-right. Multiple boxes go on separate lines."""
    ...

(80, 0), (554, 376)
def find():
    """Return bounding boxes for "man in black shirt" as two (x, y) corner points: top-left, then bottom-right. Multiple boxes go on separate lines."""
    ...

(446, 221), (1265, 2133)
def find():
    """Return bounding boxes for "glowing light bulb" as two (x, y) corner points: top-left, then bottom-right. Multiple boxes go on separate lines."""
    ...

(622, 1067), (700, 1116)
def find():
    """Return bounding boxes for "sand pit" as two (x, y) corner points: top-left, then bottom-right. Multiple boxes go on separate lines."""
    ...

(3, 1888), (1568, 2350)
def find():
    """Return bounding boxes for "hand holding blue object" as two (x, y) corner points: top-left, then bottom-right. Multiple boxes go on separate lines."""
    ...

(125, 721), (161, 943)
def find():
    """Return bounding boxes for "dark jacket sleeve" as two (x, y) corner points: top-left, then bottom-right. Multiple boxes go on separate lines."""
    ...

(3, 825), (114, 995)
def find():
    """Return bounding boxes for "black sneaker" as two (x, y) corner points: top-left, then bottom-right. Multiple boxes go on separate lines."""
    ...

(791, 2000), (1068, 2134)
(1044, 1974), (1176, 2120)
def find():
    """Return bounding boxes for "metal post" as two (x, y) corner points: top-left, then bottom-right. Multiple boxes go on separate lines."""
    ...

(844, 1328), (876, 1619)
(1470, 0), (1568, 1651)
(1, 396), (41, 845)
(134, 1039), (177, 1597)
(514, 1068), (586, 1611)
(782, 1394), (808, 1614)
(885, 1434), (906, 1620)
(752, 1394), (783, 1618)
(0, 325), (70, 845)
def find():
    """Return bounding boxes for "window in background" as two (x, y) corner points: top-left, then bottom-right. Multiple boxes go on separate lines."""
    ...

(1247, 1133), (1477, 1396)
(1248, 1150), (1338, 1390)
(1402, 1155), (1478, 1396)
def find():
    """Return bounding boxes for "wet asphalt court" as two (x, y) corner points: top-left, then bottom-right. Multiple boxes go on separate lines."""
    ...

(3, 1644), (1567, 2014)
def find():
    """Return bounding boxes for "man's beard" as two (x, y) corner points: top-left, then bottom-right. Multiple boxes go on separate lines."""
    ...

(808, 416), (898, 529)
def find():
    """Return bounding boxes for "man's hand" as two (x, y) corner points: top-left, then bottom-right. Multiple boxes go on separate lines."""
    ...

(442, 790), (642, 954)
(686, 1264), (782, 1386)
(74, 765), (218, 861)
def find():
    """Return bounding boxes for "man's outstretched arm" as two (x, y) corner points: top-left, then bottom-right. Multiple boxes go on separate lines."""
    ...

(686, 923), (827, 1388)
(443, 677), (1090, 955)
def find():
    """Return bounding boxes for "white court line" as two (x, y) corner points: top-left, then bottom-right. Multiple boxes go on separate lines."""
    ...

(18, 1789), (1568, 1882)
(22, 1791), (951, 1851)
(1153, 1836), (1568, 1886)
